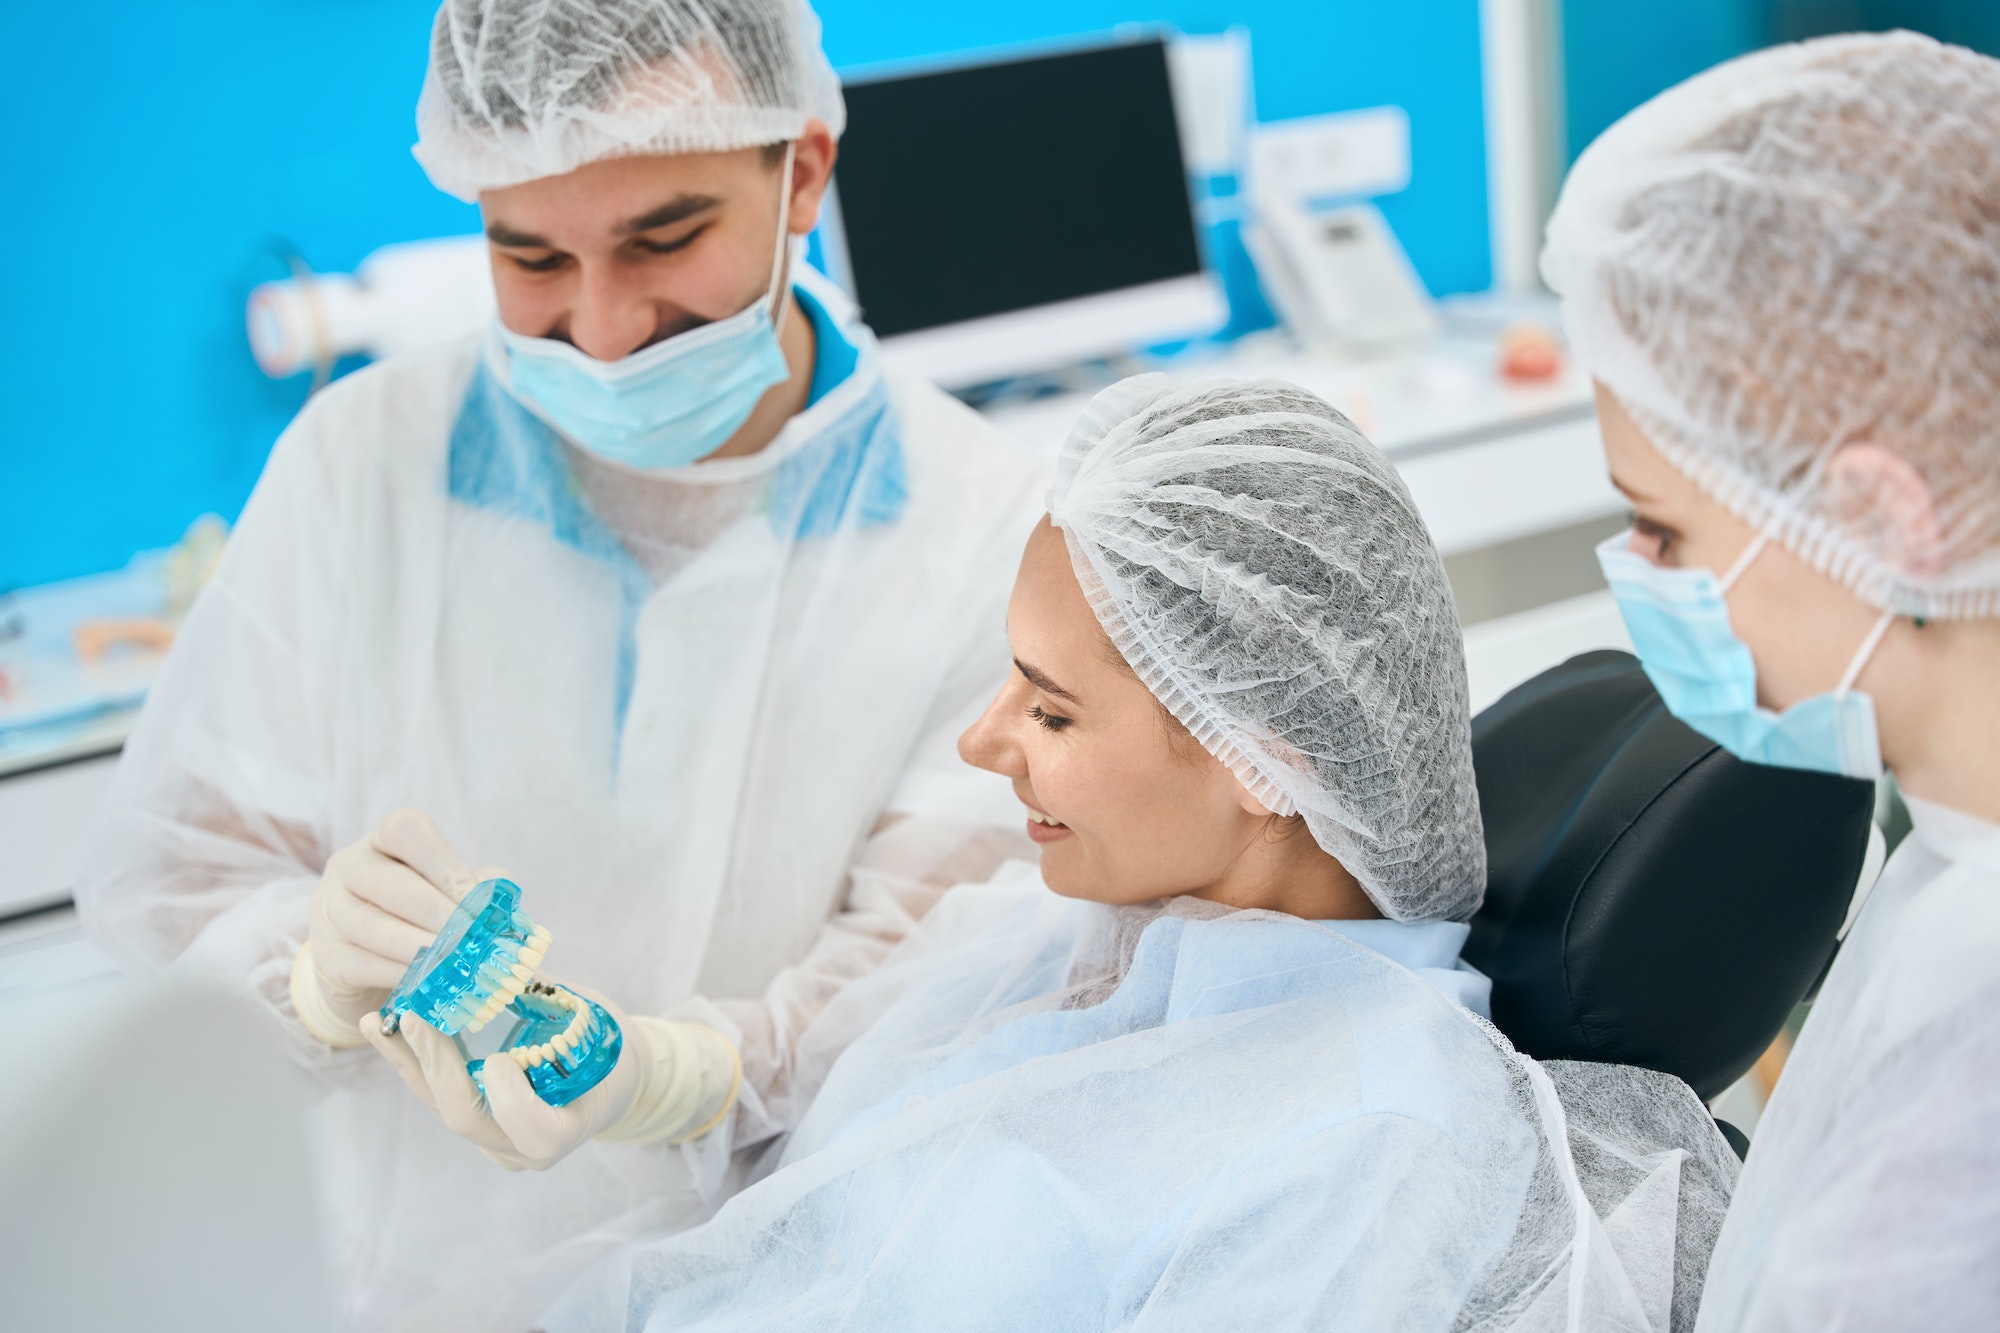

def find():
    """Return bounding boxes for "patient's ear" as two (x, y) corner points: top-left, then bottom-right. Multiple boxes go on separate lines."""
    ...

(1823, 444), (1944, 578)
(1225, 738), (1305, 818)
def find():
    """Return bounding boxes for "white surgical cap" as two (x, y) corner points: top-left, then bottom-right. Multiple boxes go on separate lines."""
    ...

(414, 0), (846, 200)
(1048, 375), (1485, 923)
(1543, 31), (2000, 620)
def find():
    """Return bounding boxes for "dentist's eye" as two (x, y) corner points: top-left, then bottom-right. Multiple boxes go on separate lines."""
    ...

(507, 251), (569, 274)
(1026, 705), (1072, 733)
(635, 223), (710, 256)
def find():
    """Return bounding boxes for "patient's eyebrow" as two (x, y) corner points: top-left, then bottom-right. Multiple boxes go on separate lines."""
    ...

(1014, 658), (1078, 703)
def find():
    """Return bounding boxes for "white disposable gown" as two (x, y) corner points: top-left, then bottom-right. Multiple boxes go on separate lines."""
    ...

(75, 272), (1048, 1331)
(545, 865), (1740, 1332)
(1696, 797), (2000, 1330)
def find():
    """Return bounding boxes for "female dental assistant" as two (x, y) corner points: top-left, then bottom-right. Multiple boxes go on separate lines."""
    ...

(1543, 32), (2000, 1331)
(73, 1), (1045, 1329)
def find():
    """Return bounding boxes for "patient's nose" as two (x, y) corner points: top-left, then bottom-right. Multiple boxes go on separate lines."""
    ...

(958, 685), (1027, 779)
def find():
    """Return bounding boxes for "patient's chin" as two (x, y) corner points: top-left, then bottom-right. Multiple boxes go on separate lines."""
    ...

(1036, 845), (1098, 901)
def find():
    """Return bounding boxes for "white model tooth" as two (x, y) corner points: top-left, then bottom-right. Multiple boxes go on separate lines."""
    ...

(523, 1045), (543, 1067)
(510, 963), (533, 982)
(512, 1047), (531, 1069)
(518, 947), (546, 970)
(552, 1033), (575, 1056)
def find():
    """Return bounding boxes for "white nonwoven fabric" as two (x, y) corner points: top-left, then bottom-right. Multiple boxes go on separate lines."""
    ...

(415, 0), (847, 200)
(74, 272), (1047, 1331)
(1542, 31), (2000, 620)
(1695, 797), (2000, 1331)
(1047, 375), (1485, 922)
(541, 867), (1739, 1332)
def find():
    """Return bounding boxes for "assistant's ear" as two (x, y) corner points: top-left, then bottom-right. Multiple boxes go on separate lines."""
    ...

(786, 120), (838, 235)
(1824, 444), (1944, 578)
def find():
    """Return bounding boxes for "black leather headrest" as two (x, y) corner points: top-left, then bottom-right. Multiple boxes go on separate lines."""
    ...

(1464, 650), (1875, 1100)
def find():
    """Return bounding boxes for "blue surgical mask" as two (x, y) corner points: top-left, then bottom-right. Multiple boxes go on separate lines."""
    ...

(1595, 531), (1895, 781)
(495, 145), (797, 471)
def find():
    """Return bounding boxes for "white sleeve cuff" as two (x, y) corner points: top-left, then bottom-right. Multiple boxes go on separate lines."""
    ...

(596, 1016), (742, 1147)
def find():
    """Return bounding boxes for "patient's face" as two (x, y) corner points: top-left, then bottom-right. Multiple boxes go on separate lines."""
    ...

(957, 518), (1270, 904)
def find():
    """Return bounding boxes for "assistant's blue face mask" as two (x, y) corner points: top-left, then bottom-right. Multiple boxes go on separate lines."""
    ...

(1596, 530), (1895, 781)
(495, 144), (797, 471)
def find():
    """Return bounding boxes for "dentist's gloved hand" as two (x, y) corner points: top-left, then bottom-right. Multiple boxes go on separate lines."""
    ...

(289, 808), (491, 1049)
(361, 988), (742, 1171)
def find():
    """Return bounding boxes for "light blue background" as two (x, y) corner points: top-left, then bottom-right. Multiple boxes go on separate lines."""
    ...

(1, 1), (1493, 589)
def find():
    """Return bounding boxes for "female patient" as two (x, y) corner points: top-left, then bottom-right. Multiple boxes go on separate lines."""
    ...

(541, 377), (1737, 1331)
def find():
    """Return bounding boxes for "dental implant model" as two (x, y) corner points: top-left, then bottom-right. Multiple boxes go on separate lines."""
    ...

(379, 878), (623, 1107)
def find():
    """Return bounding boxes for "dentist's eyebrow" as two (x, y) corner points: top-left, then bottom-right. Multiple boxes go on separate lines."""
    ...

(485, 221), (553, 248)
(620, 193), (721, 235)
(1014, 658), (1078, 703)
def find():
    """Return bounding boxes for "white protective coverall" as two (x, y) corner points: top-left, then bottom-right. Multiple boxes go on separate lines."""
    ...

(1696, 797), (2000, 1330)
(75, 269), (1047, 1330)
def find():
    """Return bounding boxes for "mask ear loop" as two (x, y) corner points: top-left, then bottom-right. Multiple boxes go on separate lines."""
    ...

(1718, 533), (1770, 595)
(766, 141), (798, 338)
(1835, 609), (1897, 698)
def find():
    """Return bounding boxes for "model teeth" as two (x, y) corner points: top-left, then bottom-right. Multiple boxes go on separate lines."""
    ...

(461, 959), (538, 1035)
(501, 985), (597, 1074)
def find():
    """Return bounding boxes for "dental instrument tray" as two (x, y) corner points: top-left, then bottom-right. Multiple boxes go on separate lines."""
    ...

(379, 877), (622, 1107)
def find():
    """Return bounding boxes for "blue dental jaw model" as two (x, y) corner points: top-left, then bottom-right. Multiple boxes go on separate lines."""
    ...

(379, 878), (623, 1108)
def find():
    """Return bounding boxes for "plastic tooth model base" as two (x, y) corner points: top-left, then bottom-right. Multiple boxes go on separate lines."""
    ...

(378, 878), (621, 1108)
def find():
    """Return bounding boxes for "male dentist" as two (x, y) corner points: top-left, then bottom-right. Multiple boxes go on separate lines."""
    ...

(77, 1), (1044, 1327)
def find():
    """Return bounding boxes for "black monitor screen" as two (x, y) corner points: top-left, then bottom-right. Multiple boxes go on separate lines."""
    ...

(833, 39), (1202, 338)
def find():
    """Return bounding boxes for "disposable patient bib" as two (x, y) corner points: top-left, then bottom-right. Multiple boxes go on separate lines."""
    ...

(1596, 532), (1890, 781)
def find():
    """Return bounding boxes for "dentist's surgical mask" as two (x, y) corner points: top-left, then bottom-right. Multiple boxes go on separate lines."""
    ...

(1597, 531), (1895, 781)
(494, 143), (798, 471)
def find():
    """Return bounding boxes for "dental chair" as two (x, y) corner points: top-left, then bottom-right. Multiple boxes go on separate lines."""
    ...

(1464, 650), (1878, 1153)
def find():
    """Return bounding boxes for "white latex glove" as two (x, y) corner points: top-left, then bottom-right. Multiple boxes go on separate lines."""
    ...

(362, 987), (742, 1171)
(290, 808), (494, 1048)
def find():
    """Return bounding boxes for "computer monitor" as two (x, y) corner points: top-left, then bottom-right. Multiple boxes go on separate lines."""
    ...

(818, 36), (1228, 390)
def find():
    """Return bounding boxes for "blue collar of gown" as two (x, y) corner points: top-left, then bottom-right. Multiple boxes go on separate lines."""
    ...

(1310, 917), (1492, 1020)
(444, 282), (906, 756)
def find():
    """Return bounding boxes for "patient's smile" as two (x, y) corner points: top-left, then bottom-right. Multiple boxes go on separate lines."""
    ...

(1023, 803), (1072, 842)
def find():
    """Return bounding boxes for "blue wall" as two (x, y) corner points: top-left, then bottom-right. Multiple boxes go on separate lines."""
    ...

(1562, 0), (2000, 165)
(1562, 1), (1764, 162)
(1, 1), (1492, 590)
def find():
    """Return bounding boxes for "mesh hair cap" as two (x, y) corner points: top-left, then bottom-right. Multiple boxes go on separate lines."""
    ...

(1543, 31), (2000, 620)
(1048, 375), (1485, 923)
(414, 0), (846, 200)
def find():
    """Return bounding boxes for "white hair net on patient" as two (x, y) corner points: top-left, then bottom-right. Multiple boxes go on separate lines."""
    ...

(1542, 30), (2000, 620)
(1046, 375), (1485, 923)
(413, 0), (845, 200)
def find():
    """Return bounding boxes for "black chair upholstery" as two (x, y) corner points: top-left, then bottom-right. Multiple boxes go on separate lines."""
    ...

(1464, 650), (1876, 1101)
